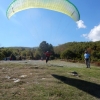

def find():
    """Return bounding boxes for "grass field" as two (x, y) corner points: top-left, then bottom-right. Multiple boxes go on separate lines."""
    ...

(0, 60), (100, 100)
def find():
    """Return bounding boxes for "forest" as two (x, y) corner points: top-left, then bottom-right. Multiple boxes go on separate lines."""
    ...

(0, 41), (100, 63)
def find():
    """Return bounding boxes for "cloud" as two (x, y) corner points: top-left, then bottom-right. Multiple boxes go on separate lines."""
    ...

(82, 24), (100, 41)
(76, 20), (86, 29)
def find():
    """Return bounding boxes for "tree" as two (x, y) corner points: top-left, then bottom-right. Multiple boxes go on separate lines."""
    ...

(61, 50), (76, 60)
(34, 49), (41, 60)
(2, 49), (12, 57)
(0, 52), (5, 60)
(39, 41), (48, 53)
(10, 53), (16, 60)
(38, 41), (54, 59)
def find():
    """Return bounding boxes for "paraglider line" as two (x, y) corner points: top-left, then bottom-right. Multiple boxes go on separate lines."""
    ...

(71, 11), (75, 16)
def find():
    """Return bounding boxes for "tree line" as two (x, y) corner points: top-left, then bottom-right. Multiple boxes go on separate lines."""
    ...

(0, 41), (54, 60)
(54, 41), (100, 63)
(0, 41), (100, 63)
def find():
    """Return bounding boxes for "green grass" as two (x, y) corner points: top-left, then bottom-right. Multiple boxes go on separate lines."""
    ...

(0, 60), (100, 100)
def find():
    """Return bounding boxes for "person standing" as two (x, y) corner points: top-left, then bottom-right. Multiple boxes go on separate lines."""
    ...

(84, 51), (90, 68)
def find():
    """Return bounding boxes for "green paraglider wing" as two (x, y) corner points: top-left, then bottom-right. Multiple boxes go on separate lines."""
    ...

(6, 0), (80, 21)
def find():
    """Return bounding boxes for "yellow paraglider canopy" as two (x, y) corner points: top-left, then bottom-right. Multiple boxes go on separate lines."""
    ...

(6, 0), (80, 21)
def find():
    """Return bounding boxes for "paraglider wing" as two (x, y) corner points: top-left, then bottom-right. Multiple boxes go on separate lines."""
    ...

(6, 0), (80, 21)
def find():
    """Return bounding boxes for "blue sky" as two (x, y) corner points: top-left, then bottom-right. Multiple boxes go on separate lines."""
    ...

(0, 0), (100, 47)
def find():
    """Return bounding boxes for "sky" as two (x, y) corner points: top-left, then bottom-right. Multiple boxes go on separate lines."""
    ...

(0, 0), (100, 47)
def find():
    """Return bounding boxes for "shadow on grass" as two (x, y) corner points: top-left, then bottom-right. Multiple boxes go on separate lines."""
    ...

(52, 74), (100, 98)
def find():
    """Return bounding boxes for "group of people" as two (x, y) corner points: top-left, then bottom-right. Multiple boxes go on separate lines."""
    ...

(44, 50), (91, 68)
